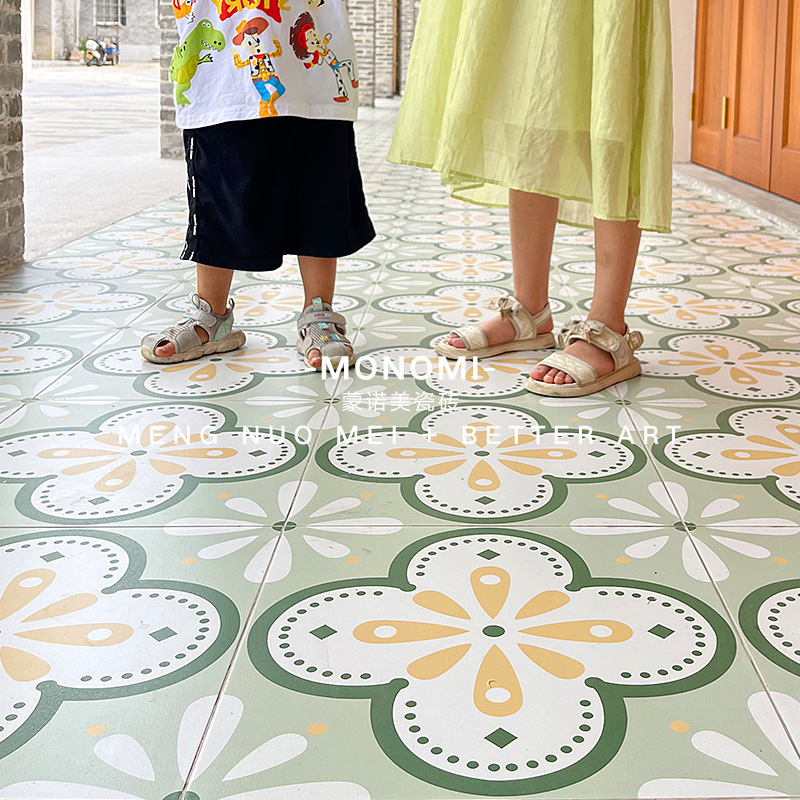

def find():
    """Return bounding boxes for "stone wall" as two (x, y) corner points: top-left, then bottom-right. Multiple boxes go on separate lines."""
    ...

(0, 0), (24, 269)
(158, 0), (181, 159)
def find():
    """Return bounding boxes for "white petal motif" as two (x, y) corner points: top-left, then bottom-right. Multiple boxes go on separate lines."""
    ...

(302, 535), (351, 558)
(250, 536), (291, 583)
(681, 537), (716, 582)
(93, 734), (156, 781)
(625, 535), (670, 559)
(187, 695), (245, 780)
(700, 498), (740, 518)
(710, 536), (770, 559)
(307, 518), (403, 535)
(571, 518), (665, 536)
(225, 497), (269, 518)
(748, 692), (800, 771)
(691, 730), (777, 775)
(165, 519), (263, 536)
(310, 497), (362, 517)
(198, 537), (259, 560)
(608, 498), (661, 517)
(654, 481), (688, 517)
(280, 480), (315, 517)
(222, 733), (307, 781)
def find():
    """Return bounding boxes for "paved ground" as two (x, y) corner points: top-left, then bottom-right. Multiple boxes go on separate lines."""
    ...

(2, 109), (800, 799)
(22, 62), (186, 260)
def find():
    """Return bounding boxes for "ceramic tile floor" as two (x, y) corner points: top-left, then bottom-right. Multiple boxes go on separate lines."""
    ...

(1, 108), (800, 799)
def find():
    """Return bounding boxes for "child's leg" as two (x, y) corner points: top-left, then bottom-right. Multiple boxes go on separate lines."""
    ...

(154, 263), (234, 357)
(445, 189), (556, 349)
(298, 255), (353, 368)
(529, 218), (641, 385)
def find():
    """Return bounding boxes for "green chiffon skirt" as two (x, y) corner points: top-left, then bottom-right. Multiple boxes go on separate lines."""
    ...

(388, 0), (674, 233)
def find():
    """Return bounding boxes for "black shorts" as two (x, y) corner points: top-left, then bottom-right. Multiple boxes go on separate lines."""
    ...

(180, 116), (376, 272)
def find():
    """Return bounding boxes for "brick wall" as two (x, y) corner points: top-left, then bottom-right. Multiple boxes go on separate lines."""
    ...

(0, 0), (24, 269)
(158, 0), (181, 158)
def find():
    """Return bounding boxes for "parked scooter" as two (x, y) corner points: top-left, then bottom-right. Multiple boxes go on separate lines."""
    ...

(83, 36), (120, 66)
(83, 38), (106, 66)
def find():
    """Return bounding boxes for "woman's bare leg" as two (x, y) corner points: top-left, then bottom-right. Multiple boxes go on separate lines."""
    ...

(529, 218), (641, 384)
(155, 263), (234, 357)
(298, 255), (353, 368)
(445, 190), (557, 347)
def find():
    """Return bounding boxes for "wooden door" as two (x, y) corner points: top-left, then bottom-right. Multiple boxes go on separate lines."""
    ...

(727, 0), (780, 188)
(770, 0), (800, 201)
(692, 0), (731, 171)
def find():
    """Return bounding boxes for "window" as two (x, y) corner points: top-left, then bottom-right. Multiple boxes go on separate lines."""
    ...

(95, 0), (126, 26)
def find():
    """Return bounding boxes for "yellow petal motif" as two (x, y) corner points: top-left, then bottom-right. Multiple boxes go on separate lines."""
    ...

(16, 622), (134, 647)
(413, 591), (471, 619)
(0, 569), (56, 622)
(407, 644), (472, 680)
(473, 645), (522, 717)
(353, 620), (467, 644)
(515, 590), (570, 620)
(0, 645), (51, 681)
(518, 643), (586, 679)
(470, 567), (510, 619)
(23, 593), (97, 622)
(468, 460), (500, 492)
(520, 619), (632, 643)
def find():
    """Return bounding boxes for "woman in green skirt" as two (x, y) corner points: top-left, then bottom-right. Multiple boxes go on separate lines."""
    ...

(388, 0), (673, 397)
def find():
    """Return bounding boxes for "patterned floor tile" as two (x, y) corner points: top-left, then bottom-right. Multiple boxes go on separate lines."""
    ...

(179, 523), (800, 800)
(0, 525), (245, 798)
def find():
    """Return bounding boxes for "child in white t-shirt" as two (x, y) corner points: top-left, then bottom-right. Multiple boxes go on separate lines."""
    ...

(141, 1), (374, 370)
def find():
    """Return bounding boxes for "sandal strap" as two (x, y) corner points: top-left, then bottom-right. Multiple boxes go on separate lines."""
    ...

(297, 298), (352, 360)
(484, 297), (551, 340)
(449, 324), (488, 350)
(534, 351), (599, 386)
(557, 319), (642, 370)
(152, 294), (234, 353)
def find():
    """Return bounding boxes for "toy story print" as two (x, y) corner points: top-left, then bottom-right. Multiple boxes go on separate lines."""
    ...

(169, 19), (226, 107)
(232, 17), (286, 117)
(289, 10), (358, 102)
(169, 0), (359, 127)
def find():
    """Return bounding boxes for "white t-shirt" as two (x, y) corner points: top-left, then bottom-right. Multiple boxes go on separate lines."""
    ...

(169, 0), (360, 129)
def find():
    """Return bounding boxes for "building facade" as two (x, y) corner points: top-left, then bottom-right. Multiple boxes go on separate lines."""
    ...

(26, 0), (158, 62)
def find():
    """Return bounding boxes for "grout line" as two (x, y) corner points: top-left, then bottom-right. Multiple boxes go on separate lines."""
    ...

(177, 398), (337, 799)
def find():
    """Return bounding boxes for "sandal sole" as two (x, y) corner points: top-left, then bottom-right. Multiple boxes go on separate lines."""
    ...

(524, 360), (642, 397)
(140, 330), (246, 364)
(435, 333), (556, 360)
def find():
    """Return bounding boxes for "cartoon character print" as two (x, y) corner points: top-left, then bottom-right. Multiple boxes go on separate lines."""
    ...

(169, 19), (226, 107)
(172, 0), (195, 21)
(231, 17), (286, 117)
(289, 10), (358, 103)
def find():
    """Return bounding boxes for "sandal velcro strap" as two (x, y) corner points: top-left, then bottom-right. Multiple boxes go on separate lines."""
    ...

(535, 351), (599, 385)
(555, 318), (643, 372)
(450, 324), (488, 350)
(484, 296), (526, 317)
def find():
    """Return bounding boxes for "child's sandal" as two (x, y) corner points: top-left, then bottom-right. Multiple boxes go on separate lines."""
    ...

(140, 294), (245, 364)
(525, 319), (644, 397)
(435, 297), (555, 360)
(296, 297), (356, 371)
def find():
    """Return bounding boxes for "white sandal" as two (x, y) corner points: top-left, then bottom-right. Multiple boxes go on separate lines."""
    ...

(296, 297), (356, 371)
(140, 294), (245, 364)
(525, 319), (644, 397)
(435, 297), (555, 360)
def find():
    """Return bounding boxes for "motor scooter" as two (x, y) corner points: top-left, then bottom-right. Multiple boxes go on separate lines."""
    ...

(84, 38), (106, 66)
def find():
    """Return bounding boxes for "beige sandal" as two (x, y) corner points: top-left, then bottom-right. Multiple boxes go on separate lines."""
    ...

(435, 297), (555, 360)
(525, 319), (644, 397)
